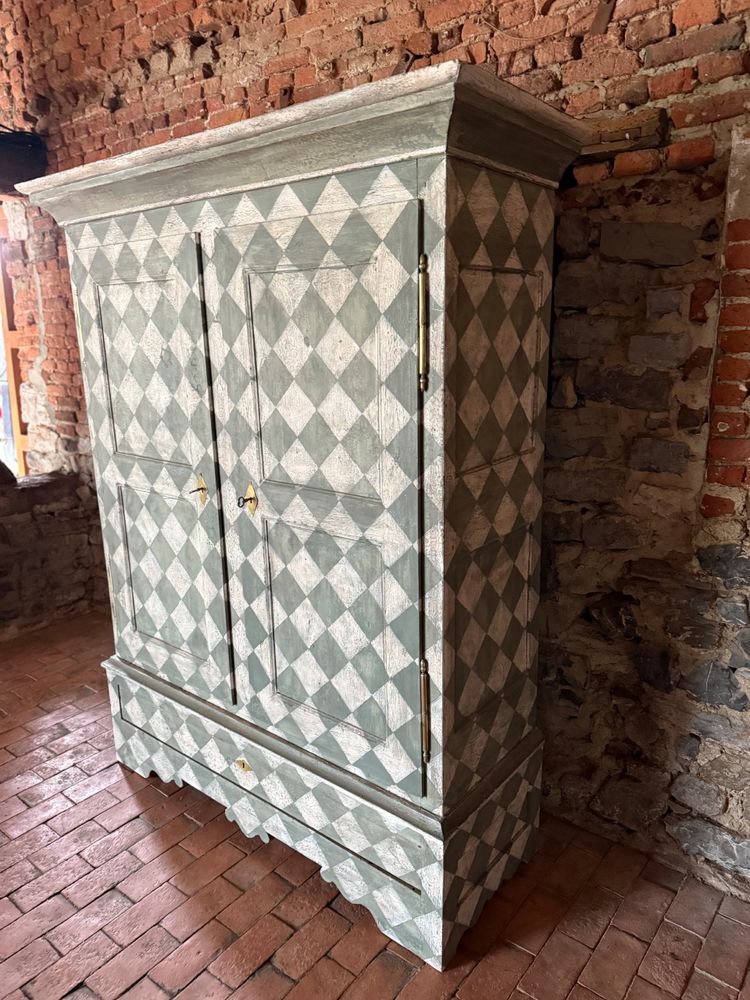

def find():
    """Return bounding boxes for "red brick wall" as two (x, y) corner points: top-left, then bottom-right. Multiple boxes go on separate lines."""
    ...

(704, 217), (750, 512)
(3, 0), (750, 879)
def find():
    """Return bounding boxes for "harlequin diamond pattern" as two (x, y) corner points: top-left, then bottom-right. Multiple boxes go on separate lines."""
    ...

(68, 162), (448, 806)
(453, 527), (533, 721)
(68, 233), (232, 706)
(110, 668), (540, 970)
(267, 521), (390, 741)
(111, 671), (444, 965)
(454, 270), (541, 473)
(443, 159), (552, 804)
(97, 278), (198, 467)
(68, 151), (548, 969)
(206, 192), (425, 798)
(121, 487), (211, 662)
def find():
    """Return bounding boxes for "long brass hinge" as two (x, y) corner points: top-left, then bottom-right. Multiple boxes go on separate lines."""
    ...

(419, 657), (431, 764)
(418, 253), (429, 392)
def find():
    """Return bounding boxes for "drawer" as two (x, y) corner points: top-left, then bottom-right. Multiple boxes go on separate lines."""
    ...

(109, 669), (439, 899)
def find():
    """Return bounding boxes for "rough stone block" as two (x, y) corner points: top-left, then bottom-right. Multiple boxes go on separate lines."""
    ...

(545, 468), (627, 503)
(666, 816), (750, 875)
(646, 287), (683, 319)
(600, 222), (697, 266)
(671, 775), (726, 818)
(627, 333), (692, 369)
(592, 775), (669, 832)
(552, 314), (618, 360)
(698, 545), (750, 589)
(629, 437), (690, 474)
(717, 598), (749, 626)
(680, 662), (749, 711)
(576, 365), (673, 411)
(582, 515), (640, 550)
(633, 647), (674, 692)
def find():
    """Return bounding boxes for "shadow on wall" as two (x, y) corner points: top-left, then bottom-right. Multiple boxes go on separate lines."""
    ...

(538, 135), (750, 895)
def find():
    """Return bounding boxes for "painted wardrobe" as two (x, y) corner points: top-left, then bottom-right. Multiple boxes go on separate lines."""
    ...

(20, 62), (588, 968)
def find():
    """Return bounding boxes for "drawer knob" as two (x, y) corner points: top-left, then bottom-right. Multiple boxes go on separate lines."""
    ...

(234, 758), (253, 773)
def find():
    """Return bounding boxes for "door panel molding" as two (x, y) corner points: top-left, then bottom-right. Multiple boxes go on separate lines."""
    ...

(208, 199), (425, 797)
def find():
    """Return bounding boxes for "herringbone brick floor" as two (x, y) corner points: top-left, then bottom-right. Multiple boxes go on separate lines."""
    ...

(1, 613), (749, 999)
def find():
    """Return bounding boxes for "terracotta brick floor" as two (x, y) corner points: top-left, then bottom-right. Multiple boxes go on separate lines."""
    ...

(1, 613), (749, 1000)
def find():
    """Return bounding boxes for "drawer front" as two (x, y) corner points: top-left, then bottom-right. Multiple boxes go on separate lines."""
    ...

(110, 670), (439, 898)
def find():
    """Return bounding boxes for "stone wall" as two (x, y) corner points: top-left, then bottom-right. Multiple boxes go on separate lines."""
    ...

(0, 0), (749, 888)
(0, 473), (104, 640)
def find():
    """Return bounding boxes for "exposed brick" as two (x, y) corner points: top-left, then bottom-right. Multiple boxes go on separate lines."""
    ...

(105, 882), (186, 946)
(46, 889), (131, 955)
(285, 956), (353, 1000)
(573, 162), (612, 185)
(117, 845), (194, 901)
(711, 411), (749, 436)
(624, 9), (672, 47)
(339, 950), (414, 999)
(698, 50), (750, 82)
(85, 926), (178, 1000)
(272, 873), (338, 929)
(0, 896), (75, 961)
(0, 939), (59, 997)
(329, 917), (389, 974)
(722, 273), (750, 297)
(457, 941), (533, 1000)
(209, 914), (292, 988)
(217, 872), (292, 936)
(727, 244), (750, 271)
(274, 908), (351, 980)
(151, 920), (235, 992)
(673, 0), (720, 28)
(170, 841), (244, 894)
(645, 21), (743, 66)
(520, 931), (593, 1000)
(648, 66), (696, 100)
(162, 876), (241, 941)
(11, 855), (92, 912)
(640, 922), (703, 995)
(701, 493), (737, 517)
(25, 930), (119, 1000)
(720, 305), (750, 328)
(672, 88), (750, 129)
(695, 915), (750, 988)
(613, 149), (661, 177)
(728, 219), (750, 242)
(707, 463), (746, 485)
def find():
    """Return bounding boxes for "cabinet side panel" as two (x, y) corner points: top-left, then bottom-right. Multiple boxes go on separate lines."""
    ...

(443, 157), (554, 806)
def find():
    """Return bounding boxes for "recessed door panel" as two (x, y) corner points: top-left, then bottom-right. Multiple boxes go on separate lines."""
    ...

(208, 199), (424, 796)
(70, 233), (233, 705)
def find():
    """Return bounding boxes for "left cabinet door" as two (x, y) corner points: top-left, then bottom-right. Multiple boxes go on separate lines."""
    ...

(70, 232), (234, 706)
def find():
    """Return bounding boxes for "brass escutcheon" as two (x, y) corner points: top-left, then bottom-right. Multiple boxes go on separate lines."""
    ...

(237, 484), (258, 515)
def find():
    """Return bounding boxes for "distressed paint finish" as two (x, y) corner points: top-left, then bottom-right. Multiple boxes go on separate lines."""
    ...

(205, 193), (425, 796)
(107, 663), (540, 969)
(30, 64), (584, 968)
(442, 158), (555, 807)
(67, 232), (234, 705)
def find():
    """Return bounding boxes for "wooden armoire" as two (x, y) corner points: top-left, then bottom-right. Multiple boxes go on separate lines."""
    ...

(20, 62), (588, 968)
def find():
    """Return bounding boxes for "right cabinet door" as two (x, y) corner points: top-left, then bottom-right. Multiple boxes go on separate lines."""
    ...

(207, 199), (426, 798)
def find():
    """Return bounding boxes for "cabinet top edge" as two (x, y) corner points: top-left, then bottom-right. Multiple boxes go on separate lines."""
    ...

(18, 61), (593, 224)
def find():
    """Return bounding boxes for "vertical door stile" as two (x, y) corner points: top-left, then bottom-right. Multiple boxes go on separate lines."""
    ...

(416, 213), (431, 796)
(194, 232), (238, 704)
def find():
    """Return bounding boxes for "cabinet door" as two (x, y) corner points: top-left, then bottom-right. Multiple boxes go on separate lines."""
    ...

(209, 200), (424, 796)
(70, 233), (234, 705)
